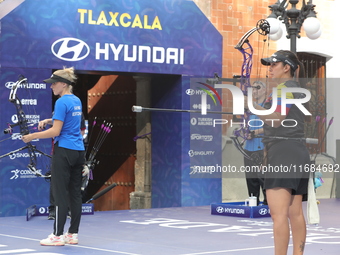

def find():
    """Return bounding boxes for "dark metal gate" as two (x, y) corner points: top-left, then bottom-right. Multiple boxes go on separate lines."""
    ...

(298, 52), (327, 155)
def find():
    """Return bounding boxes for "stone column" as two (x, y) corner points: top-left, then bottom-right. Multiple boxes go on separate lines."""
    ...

(130, 76), (152, 209)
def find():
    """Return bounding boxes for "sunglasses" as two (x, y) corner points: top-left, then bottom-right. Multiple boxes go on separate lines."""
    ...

(251, 85), (261, 90)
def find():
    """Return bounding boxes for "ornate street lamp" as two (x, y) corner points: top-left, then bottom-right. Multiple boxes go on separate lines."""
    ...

(266, 0), (321, 53)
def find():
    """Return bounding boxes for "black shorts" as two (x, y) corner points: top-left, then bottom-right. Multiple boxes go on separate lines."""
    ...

(263, 140), (310, 196)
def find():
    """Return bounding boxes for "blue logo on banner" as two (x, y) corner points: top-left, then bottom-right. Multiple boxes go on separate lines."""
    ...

(211, 202), (270, 218)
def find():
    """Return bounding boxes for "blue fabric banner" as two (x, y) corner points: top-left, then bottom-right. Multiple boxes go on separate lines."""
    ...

(0, 68), (52, 217)
(0, 0), (222, 215)
(0, 0), (221, 76)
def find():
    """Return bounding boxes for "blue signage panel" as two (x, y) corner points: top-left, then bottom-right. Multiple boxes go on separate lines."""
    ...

(0, 0), (222, 76)
(0, 68), (52, 217)
(189, 78), (222, 179)
(151, 76), (222, 208)
(0, 0), (223, 214)
(26, 204), (94, 221)
(211, 202), (271, 218)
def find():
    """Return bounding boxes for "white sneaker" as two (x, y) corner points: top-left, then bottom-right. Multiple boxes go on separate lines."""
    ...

(64, 232), (78, 244)
(40, 233), (65, 246)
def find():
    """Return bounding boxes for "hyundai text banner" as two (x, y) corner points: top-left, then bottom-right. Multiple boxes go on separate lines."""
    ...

(0, 0), (222, 76)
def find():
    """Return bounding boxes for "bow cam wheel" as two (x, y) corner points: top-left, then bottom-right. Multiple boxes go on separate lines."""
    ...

(257, 19), (270, 36)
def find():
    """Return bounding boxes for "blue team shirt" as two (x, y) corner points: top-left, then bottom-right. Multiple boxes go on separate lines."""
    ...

(52, 94), (85, 151)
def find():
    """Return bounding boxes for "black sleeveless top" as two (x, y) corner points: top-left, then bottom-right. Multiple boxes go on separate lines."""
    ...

(262, 80), (306, 146)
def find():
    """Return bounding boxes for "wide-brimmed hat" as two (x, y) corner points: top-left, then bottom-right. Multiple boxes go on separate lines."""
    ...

(261, 52), (298, 71)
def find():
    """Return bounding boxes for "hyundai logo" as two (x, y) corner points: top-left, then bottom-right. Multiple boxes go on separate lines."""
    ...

(216, 206), (224, 213)
(258, 208), (268, 215)
(51, 38), (90, 61)
(5, 82), (15, 89)
(186, 89), (195, 96)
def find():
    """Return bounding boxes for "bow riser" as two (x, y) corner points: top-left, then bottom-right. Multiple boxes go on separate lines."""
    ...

(231, 19), (270, 162)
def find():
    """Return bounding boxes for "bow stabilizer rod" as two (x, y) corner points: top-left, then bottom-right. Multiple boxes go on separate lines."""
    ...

(253, 135), (319, 144)
(132, 105), (232, 115)
(86, 182), (117, 203)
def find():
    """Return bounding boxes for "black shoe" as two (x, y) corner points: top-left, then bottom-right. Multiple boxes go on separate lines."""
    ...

(48, 210), (55, 220)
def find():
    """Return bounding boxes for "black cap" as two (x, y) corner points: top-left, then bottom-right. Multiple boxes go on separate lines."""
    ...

(43, 74), (73, 85)
(261, 52), (298, 72)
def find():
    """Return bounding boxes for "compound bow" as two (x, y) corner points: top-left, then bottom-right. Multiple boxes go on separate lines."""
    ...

(230, 19), (270, 164)
(0, 75), (52, 178)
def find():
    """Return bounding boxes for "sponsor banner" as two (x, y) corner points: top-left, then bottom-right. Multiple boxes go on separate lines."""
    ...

(211, 202), (271, 218)
(0, 1), (223, 211)
(0, 68), (52, 217)
(0, 0), (222, 76)
(26, 204), (94, 221)
(189, 78), (222, 179)
(151, 76), (222, 208)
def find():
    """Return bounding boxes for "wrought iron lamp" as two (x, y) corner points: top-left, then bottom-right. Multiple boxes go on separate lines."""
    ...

(266, 0), (321, 53)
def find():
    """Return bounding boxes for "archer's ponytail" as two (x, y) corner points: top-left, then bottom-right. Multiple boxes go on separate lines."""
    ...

(277, 50), (306, 88)
(296, 59), (306, 88)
